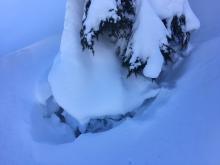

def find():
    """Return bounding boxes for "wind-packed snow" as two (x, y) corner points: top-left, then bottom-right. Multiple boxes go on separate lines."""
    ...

(0, 0), (220, 164)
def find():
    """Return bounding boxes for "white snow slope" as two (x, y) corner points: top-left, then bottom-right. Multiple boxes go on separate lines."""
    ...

(0, 1), (220, 165)
(0, 0), (66, 56)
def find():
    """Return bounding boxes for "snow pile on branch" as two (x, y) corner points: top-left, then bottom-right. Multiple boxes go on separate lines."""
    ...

(149, 0), (200, 31)
(47, 0), (199, 126)
(80, 0), (135, 54)
(123, 0), (167, 78)
(81, 0), (200, 78)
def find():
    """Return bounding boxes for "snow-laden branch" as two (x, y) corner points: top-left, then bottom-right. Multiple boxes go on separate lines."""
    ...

(80, 0), (200, 78)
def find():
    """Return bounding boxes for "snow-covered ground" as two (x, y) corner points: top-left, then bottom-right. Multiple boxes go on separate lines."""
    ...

(190, 0), (220, 43)
(0, 0), (66, 56)
(0, 0), (220, 165)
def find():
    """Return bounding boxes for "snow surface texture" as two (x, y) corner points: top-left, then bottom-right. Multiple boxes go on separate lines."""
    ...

(0, 0), (66, 56)
(48, 0), (200, 124)
(1, 25), (220, 165)
(1, 0), (220, 164)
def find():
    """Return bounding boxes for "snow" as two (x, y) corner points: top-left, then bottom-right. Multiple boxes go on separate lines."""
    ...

(0, 0), (66, 56)
(190, 0), (220, 43)
(183, 0), (200, 31)
(129, 0), (167, 78)
(149, 0), (200, 31)
(48, 0), (200, 123)
(0, 0), (220, 164)
(48, 0), (160, 124)
(35, 79), (52, 106)
(80, 0), (200, 79)
(1, 33), (220, 165)
(82, 0), (119, 43)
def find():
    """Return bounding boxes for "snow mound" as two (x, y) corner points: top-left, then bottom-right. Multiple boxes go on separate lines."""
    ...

(48, 0), (160, 125)
(48, 0), (199, 125)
